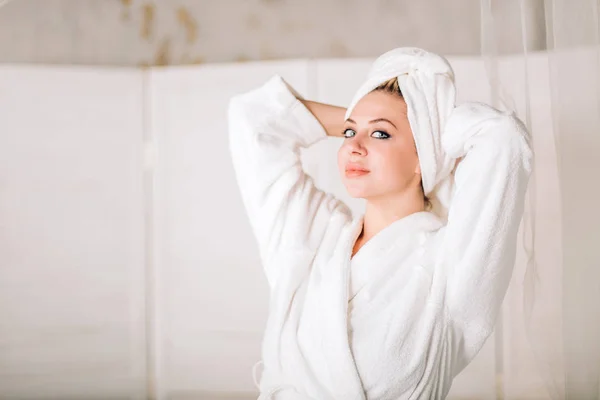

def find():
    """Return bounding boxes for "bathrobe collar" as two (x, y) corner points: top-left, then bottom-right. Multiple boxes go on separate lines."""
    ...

(352, 211), (444, 262)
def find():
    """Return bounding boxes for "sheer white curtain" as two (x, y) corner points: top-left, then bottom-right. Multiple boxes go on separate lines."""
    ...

(482, 0), (600, 398)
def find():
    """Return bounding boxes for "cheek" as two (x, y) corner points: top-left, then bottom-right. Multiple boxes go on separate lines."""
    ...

(375, 146), (417, 182)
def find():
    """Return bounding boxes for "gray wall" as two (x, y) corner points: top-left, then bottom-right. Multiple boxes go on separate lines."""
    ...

(0, 0), (546, 66)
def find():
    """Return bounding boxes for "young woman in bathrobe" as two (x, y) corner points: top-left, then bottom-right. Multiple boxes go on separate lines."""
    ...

(228, 47), (532, 400)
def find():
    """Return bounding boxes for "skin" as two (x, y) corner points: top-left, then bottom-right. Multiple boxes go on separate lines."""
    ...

(302, 91), (425, 258)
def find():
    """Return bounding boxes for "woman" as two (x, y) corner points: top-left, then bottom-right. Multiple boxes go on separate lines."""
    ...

(228, 47), (532, 399)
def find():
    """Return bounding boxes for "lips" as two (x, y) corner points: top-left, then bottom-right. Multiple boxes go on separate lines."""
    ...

(345, 163), (370, 177)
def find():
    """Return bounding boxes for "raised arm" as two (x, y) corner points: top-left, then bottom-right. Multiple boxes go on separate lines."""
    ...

(440, 103), (533, 365)
(228, 75), (349, 286)
(300, 100), (346, 138)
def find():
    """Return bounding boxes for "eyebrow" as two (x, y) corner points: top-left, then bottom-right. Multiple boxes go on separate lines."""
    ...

(346, 118), (397, 129)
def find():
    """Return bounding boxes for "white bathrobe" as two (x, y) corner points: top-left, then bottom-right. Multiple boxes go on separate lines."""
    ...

(227, 75), (532, 399)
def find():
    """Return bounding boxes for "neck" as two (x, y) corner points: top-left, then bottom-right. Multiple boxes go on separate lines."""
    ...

(359, 190), (426, 243)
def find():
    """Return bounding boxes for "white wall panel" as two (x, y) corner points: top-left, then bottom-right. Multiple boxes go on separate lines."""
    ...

(0, 66), (147, 398)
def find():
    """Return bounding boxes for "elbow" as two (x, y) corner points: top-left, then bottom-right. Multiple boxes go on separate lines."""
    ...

(501, 114), (534, 174)
(504, 114), (530, 147)
(227, 94), (255, 139)
(227, 89), (271, 135)
(227, 95), (256, 163)
(481, 114), (533, 175)
(443, 103), (532, 163)
(227, 94), (245, 124)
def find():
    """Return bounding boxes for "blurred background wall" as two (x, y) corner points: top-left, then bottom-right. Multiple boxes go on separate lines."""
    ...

(0, 0), (547, 66)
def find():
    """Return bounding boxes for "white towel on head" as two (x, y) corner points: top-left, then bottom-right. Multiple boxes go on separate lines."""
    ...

(345, 47), (458, 221)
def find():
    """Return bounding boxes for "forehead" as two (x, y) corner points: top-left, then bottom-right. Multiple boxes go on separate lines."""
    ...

(349, 90), (407, 121)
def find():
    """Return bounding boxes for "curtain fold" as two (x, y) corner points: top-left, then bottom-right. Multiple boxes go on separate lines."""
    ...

(483, 0), (600, 398)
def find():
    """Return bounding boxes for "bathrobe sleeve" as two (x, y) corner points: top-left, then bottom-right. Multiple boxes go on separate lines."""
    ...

(228, 75), (348, 284)
(440, 103), (533, 365)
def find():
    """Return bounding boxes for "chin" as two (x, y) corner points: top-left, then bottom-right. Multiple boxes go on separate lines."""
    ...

(343, 185), (371, 199)
(347, 192), (365, 199)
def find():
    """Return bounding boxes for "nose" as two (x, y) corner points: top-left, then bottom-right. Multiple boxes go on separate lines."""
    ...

(346, 136), (367, 156)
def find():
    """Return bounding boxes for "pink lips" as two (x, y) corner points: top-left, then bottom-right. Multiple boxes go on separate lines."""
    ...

(345, 163), (370, 178)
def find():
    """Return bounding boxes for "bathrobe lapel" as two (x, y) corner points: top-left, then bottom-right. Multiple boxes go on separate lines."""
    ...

(304, 216), (366, 399)
(300, 212), (443, 399)
(349, 212), (444, 303)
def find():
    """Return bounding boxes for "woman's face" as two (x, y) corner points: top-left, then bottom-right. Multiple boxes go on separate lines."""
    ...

(337, 90), (422, 200)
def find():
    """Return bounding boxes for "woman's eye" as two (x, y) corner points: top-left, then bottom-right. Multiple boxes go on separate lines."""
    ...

(343, 129), (390, 139)
(372, 130), (390, 139)
(343, 128), (355, 138)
